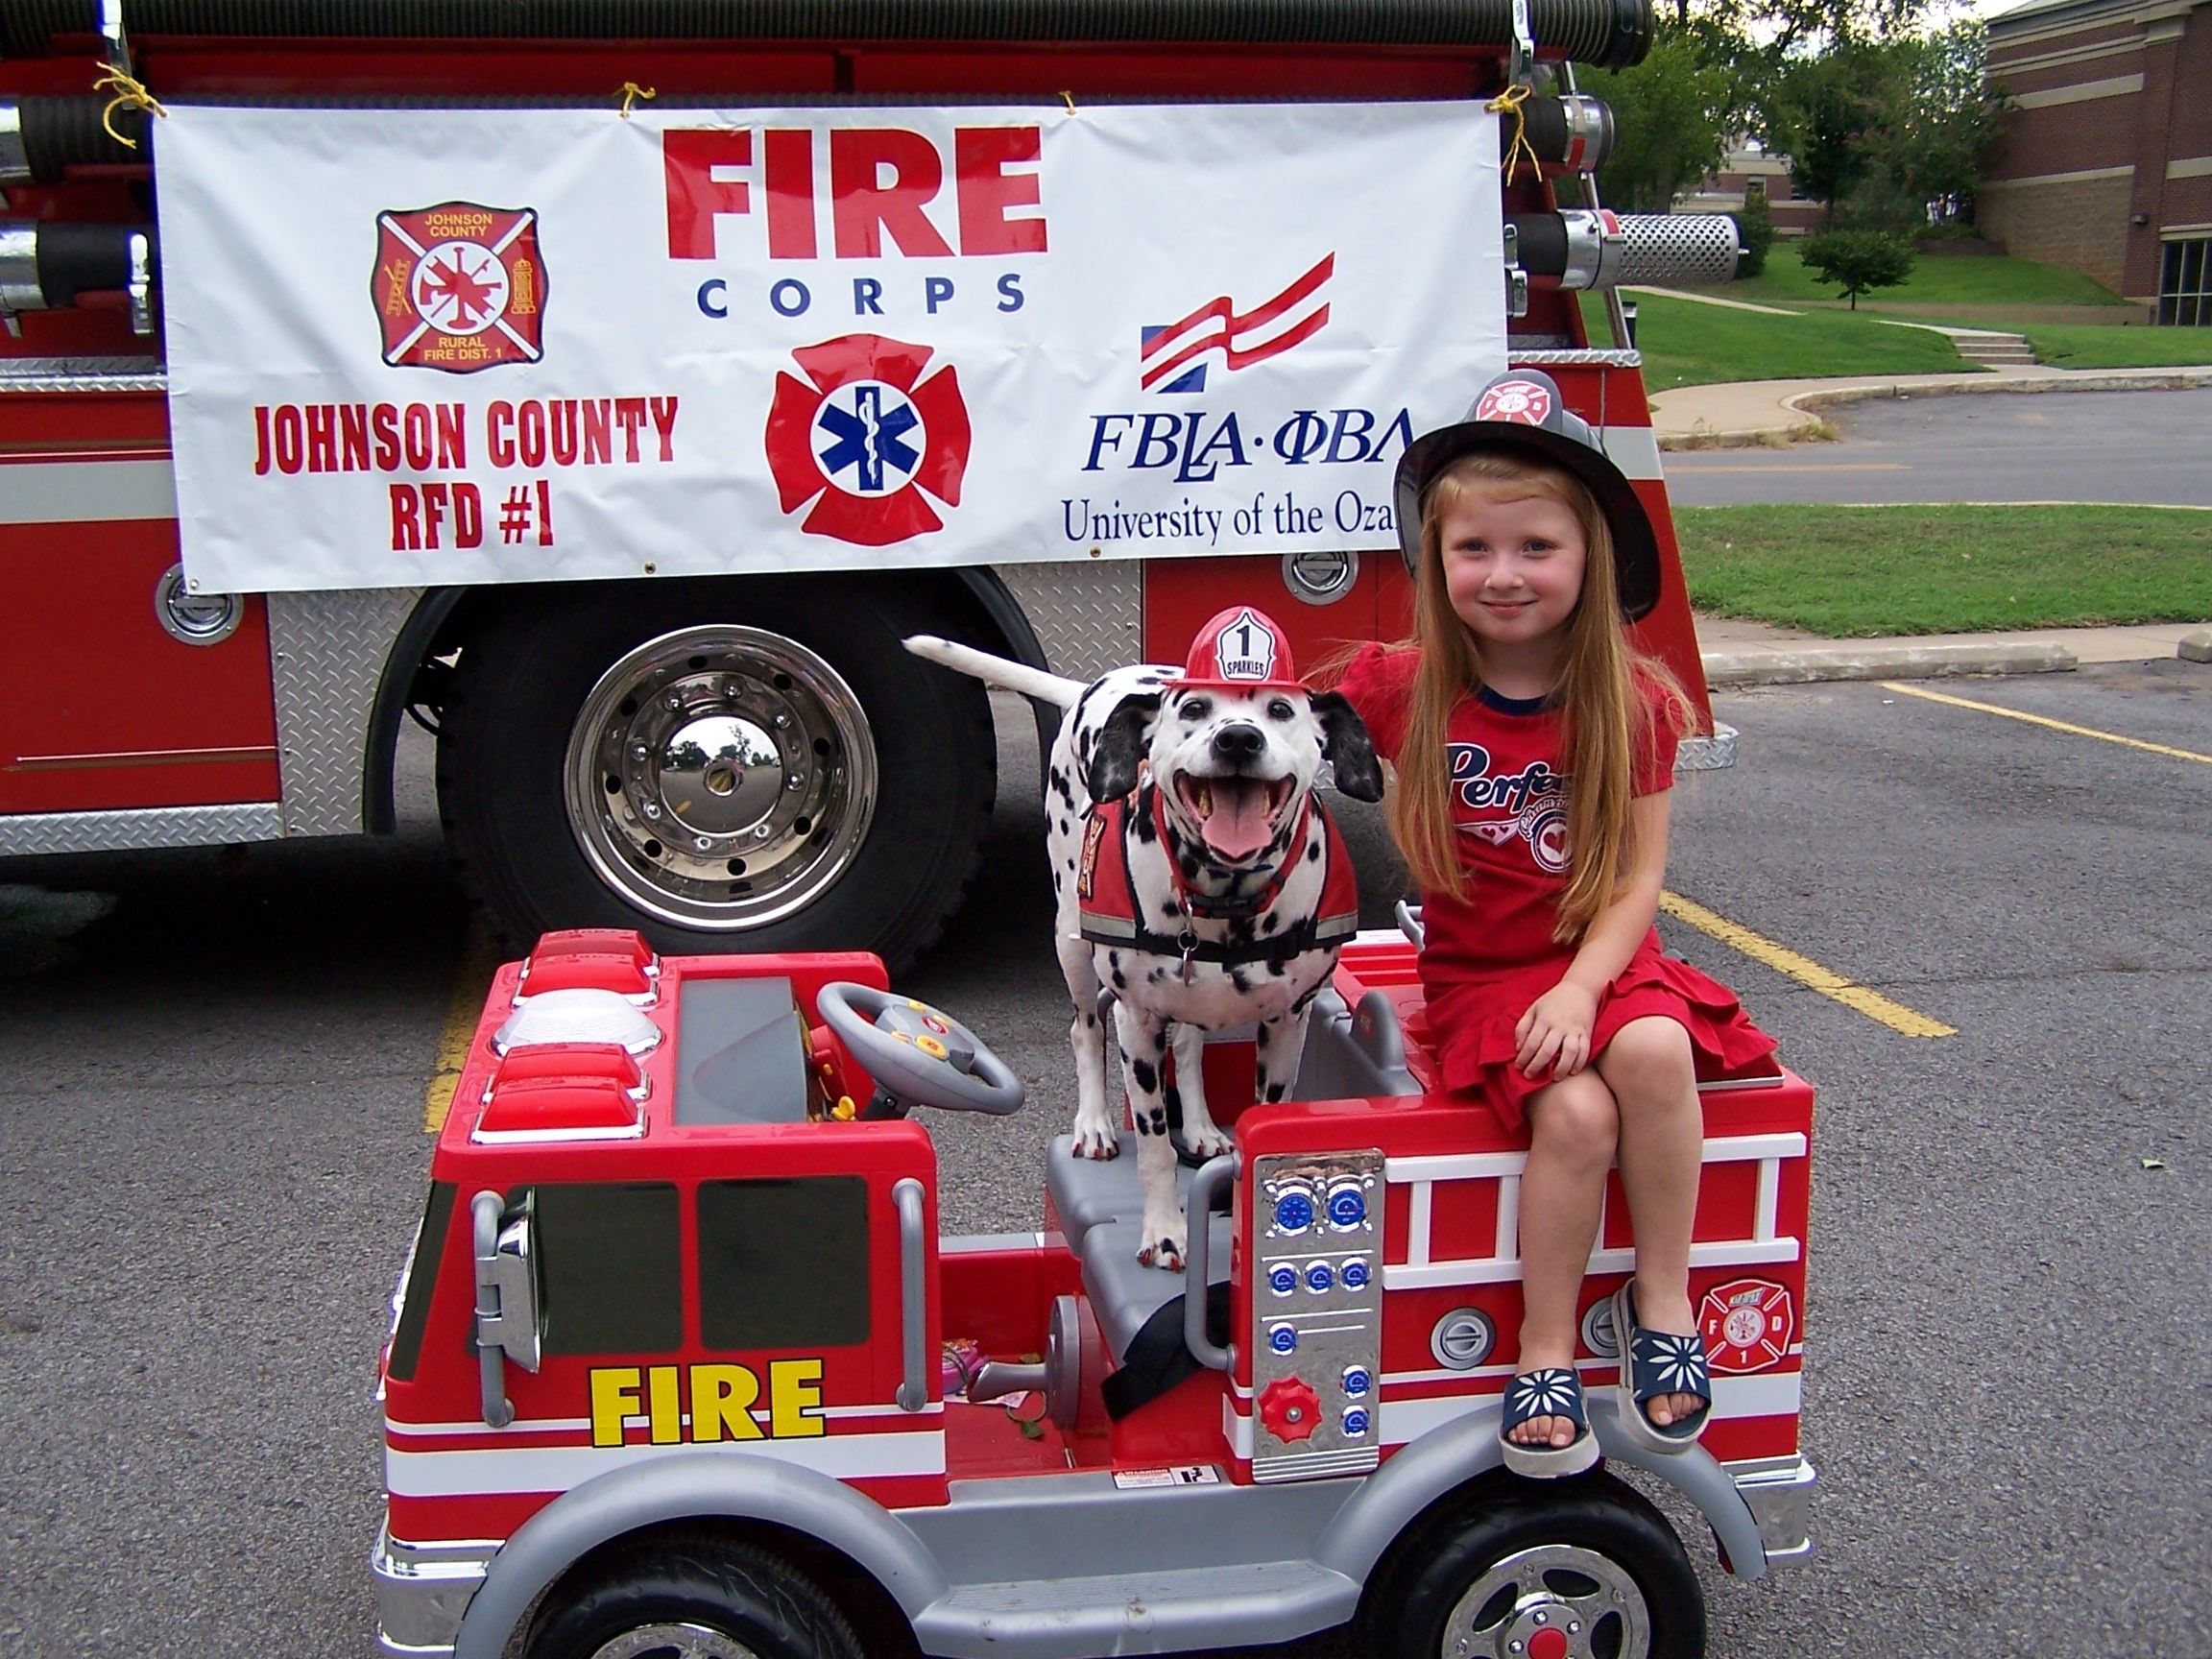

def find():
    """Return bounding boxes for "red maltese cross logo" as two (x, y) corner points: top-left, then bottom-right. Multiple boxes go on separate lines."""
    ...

(1474, 379), (1552, 426)
(373, 203), (545, 373)
(764, 335), (972, 546)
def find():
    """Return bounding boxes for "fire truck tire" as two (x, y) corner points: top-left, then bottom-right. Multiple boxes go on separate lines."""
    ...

(525, 1533), (864, 1659)
(437, 576), (995, 976)
(1364, 1472), (1704, 1659)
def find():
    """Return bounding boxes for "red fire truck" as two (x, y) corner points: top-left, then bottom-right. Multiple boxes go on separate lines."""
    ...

(1, 0), (1736, 974)
(374, 929), (1815, 1659)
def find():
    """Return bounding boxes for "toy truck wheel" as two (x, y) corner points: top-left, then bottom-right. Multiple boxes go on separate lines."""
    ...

(1366, 1473), (1704, 1659)
(525, 1534), (864, 1659)
(438, 576), (995, 975)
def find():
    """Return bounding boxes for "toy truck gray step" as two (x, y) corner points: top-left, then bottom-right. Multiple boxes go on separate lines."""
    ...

(909, 1559), (1361, 1659)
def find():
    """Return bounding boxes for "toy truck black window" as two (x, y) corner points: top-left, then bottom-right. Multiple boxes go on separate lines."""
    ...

(387, 1182), (455, 1382)
(696, 1177), (870, 1351)
(534, 1182), (683, 1356)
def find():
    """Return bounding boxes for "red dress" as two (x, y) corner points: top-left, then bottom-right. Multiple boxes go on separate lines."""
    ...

(1335, 643), (1775, 1132)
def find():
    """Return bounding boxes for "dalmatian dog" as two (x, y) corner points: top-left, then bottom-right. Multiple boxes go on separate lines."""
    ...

(906, 607), (1382, 1269)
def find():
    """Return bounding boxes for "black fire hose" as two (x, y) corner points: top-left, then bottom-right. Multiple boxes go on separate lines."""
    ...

(1521, 93), (1614, 174)
(1, 98), (148, 183)
(0, 219), (154, 312)
(2, 0), (1651, 66)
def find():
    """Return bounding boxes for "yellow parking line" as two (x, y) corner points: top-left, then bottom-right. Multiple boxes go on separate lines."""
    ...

(423, 924), (502, 1133)
(1658, 890), (1957, 1039)
(1880, 682), (2212, 767)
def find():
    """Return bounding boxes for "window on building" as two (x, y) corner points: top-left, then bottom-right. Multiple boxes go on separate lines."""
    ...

(535, 1182), (684, 1355)
(697, 1176), (872, 1351)
(2160, 239), (2210, 326)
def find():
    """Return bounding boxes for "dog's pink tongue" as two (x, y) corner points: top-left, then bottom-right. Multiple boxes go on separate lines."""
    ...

(1201, 780), (1274, 859)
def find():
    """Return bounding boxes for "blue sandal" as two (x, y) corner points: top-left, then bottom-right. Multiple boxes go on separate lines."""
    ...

(1612, 1285), (1713, 1454)
(1500, 1366), (1599, 1478)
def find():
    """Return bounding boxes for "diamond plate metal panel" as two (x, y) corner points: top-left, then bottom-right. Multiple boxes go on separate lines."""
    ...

(0, 801), (280, 856)
(0, 356), (165, 394)
(992, 561), (1144, 682)
(267, 588), (422, 837)
(1676, 721), (1739, 772)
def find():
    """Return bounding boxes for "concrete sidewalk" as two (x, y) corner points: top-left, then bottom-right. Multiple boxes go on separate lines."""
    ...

(1696, 615), (2212, 687)
(1651, 363), (2212, 449)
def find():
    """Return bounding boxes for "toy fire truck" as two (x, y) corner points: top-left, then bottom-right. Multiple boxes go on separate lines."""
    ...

(373, 929), (1815, 1659)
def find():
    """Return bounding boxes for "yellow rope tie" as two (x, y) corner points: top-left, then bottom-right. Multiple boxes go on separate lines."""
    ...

(92, 70), (166, 149)
(1485, 83), (1541, 188)
(1060, 89), (1078, 115)
(618, 81), (658, 118)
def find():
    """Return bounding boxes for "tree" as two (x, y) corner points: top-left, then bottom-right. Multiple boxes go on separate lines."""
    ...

(1762, 43), (1892, 222)
(1882, 23), (2002, 226)
(1796, 228), (1914, 306)
(1732, 191), (1775, 277)
(1579, 25), (1744, 212)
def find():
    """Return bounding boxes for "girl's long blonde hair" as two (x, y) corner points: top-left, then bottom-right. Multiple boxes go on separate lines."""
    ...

(1386, 449), (1693, 943)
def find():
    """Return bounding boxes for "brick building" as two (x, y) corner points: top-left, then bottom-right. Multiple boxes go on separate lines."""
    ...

(1680, 141), (1827, 236)
(1980, 0), (2211, 316)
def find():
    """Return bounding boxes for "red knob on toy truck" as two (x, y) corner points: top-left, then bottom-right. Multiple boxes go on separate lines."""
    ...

(1259, 1377), (1322, 1442)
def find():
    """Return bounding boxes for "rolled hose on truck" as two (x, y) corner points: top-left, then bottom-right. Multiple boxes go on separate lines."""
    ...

(1, 0), (1652, 66)
(1, 89), (1614, 175)
(0, 218), (153, 312)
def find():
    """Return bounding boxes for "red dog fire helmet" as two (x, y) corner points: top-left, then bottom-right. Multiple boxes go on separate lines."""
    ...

(1175, 606), (1307, 694)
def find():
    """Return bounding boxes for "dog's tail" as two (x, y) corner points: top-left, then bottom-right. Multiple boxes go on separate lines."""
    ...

(902, 635), (1087, 709)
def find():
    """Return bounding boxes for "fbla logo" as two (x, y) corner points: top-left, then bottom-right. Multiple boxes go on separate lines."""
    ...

(1141, 254), (1334, 395)
(373, 203), (544, 373)
(765, 334), (971, 545)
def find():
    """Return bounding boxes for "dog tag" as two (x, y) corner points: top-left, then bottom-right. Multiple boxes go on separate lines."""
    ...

(1178, 930), (1198, 984)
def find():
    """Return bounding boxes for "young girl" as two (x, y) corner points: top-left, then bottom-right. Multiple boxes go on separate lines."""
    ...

(1336, 371), (1776, 1477)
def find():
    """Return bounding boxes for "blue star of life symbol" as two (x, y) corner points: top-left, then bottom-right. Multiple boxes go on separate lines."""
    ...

(814, 380), (925, 496)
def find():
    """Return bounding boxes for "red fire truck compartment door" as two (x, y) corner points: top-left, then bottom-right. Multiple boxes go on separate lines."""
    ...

(0, 428), (280, 814)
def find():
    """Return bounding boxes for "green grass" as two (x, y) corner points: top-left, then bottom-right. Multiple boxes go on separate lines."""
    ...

(1603, 291), (1971, 391)
(1676, 504), (2212, 636)
(2023, 324), (2212, 369)
(1715, 247), (2130, 309)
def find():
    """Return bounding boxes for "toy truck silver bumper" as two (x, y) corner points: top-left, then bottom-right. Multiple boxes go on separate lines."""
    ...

(372, 1525), (496, 1656)
(1729, 1456), (1816, 1566)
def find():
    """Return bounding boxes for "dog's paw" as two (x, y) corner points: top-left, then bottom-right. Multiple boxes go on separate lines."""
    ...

(1070, 1119), (1120, 1160)
(1136, 1226), (1189, 1272)
(1181, 1120), (1236, 1161)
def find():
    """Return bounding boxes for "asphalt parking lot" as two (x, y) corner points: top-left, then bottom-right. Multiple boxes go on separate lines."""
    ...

(1664, 386), (2212, 507)
(3, 658), (2209, 1658)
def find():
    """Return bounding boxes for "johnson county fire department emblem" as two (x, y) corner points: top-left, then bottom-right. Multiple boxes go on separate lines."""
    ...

(373, 203), (544, 373)
(1698, 1278), (1796, 1374)
(764, 334), (971, 546)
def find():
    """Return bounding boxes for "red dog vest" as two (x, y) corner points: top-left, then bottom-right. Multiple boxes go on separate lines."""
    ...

(1077, 789), (1360, 964)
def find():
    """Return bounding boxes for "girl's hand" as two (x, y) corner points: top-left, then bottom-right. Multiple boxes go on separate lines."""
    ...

(1515, 981), (1599, 1078)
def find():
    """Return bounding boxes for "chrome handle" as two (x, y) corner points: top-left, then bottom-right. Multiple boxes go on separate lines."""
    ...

(469, 1191), (514, 1430)
(893, 1178), (929, 1411)
(1183, 1153), (1240, 1373)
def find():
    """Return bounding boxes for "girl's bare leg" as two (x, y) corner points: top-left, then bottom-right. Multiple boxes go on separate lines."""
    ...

(1509, 1070), (1619, 1449)
(1597, 1014), (1704, 1427)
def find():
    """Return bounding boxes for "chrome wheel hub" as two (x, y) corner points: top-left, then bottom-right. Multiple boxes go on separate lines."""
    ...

(1441, 1543), (1649, 1659)
(565, 625), (878, 930)
(589, 1623), (760, 1659)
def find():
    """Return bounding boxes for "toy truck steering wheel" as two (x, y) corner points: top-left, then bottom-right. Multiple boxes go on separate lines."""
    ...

(815, 983), (1025, 1117)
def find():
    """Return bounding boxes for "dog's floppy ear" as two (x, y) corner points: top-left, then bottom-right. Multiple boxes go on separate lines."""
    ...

(1311, 690), (1384, 803)
(1085, 692), (1161, 803)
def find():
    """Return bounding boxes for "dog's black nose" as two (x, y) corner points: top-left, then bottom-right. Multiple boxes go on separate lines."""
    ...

(1211, 723), (1264, 764)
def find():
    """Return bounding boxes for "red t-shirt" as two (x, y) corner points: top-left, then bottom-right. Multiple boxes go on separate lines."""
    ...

(1335, 643), (1677, 984)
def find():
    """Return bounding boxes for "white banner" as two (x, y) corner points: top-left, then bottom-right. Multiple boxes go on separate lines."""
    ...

(156, 102), (1505, 593)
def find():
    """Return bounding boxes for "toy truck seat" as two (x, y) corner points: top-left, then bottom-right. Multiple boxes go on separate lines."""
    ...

(1045, 979), (1421, 1364)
